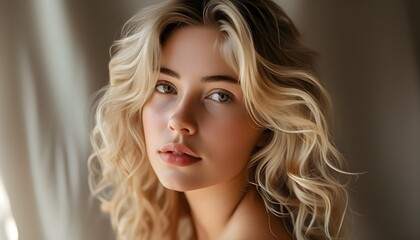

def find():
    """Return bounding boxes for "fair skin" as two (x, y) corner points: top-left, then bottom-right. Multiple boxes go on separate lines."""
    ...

(142, 27), (290, 240)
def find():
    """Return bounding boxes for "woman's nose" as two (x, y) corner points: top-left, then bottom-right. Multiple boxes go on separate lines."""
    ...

(167, 99), (198, 135)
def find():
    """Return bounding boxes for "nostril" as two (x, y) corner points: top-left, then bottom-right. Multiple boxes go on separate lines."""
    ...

(180, 128), (190, 134)
(167, 118), (196, 135)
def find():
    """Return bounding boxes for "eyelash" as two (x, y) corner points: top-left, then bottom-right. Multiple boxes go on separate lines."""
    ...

(155, 81), (233, 103)
(206, 91), (233, 103)
(155, 81), (177, 94)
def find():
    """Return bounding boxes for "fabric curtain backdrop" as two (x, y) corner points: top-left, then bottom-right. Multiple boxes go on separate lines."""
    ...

(0, 0), (419, 240)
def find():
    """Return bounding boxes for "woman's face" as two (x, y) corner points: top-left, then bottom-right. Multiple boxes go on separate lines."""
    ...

(142, 27), (263, 191)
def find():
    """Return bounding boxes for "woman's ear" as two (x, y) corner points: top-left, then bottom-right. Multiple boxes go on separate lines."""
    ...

(257, 129), (272, 148)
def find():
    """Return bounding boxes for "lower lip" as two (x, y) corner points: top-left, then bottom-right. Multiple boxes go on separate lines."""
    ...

(159, 152), (201, 167)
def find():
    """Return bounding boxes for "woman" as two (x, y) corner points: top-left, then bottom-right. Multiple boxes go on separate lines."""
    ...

(89, 0), (351, 239)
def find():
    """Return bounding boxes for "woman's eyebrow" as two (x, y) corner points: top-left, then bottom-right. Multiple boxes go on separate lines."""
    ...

(202, 75), (238, 84)
(160, 67), (180, 79)
(160, 67), (238, 84)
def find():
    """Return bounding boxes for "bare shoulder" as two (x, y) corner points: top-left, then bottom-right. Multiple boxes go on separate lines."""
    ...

(219, 189), (292, 240)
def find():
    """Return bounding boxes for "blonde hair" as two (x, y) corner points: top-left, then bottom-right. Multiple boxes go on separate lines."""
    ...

(89, 0), (351, 239)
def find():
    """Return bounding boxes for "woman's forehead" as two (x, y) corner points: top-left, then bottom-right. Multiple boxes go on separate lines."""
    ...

(160, 27), (237, 79)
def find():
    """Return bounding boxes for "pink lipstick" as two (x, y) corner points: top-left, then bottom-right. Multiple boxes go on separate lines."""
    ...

(159, 143), (202, 167)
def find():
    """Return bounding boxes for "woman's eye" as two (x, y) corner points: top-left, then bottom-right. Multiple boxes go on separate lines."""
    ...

(156, 82), (177, 94)
(207, 92), (232, 103)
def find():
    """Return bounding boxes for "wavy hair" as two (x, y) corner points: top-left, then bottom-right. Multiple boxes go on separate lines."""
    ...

(89, 0), (351, 239)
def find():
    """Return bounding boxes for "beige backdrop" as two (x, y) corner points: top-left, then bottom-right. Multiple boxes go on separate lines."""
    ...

(0, 0), (419, 240)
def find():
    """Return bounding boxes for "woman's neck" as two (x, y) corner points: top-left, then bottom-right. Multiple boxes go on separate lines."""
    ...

(184, 172), (249, 240)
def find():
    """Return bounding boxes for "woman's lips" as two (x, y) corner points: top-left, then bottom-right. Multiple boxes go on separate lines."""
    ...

(159, 143), (202, 167)
(159, 152), (201, 167)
